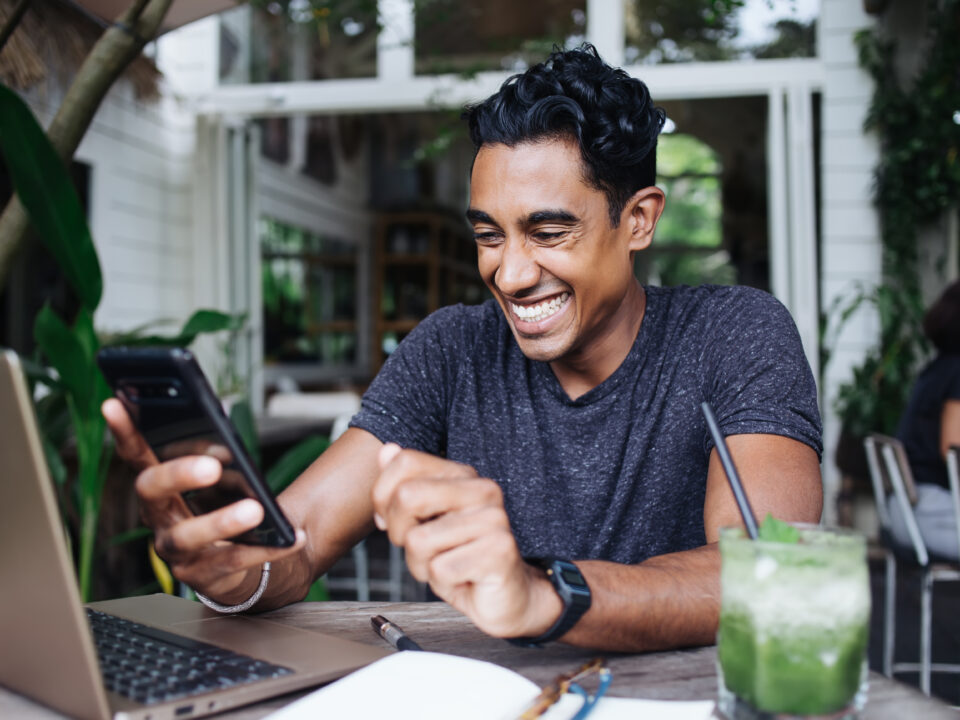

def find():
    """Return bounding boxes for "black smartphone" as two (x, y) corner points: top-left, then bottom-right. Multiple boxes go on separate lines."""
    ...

(96, 346), (296, 547)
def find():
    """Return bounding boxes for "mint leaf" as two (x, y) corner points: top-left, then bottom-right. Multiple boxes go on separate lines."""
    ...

(757, 514), (800, 544)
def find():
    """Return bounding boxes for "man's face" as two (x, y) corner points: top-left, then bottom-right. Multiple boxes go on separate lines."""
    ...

(468, 138), (645, 364)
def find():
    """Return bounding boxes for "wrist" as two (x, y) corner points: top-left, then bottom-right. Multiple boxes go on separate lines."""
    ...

(202, 566), (264, 607)
(519, 563), (565, 637)
(196, 563), (271, 614)
(508, 557), (592, 647)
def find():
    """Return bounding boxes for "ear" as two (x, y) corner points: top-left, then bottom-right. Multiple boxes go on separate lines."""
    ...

(623, 186), (665, 253)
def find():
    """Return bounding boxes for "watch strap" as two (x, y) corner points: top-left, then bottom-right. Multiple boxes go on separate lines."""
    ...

(507, 557), (591, 647)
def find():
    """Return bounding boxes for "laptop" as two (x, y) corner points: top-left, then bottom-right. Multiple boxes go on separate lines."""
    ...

(0, 350), (389, 720)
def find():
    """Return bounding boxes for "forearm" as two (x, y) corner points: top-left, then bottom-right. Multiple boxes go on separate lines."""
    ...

(238, 428), (383, 611)
(252, 496), (377, 611)
(558, 544), (721, 652)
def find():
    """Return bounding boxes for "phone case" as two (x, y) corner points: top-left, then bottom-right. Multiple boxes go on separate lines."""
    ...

(96, 346), (296, 547)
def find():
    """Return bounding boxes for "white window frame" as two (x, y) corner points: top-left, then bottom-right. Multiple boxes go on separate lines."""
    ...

(195, 0), (824, 410)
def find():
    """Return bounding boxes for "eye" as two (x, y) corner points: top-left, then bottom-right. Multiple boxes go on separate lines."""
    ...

(473, 231), (503, 246)
(531, 230), (567, 243)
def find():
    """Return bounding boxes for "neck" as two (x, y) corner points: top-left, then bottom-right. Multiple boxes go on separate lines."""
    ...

(550, 282), (647, 400)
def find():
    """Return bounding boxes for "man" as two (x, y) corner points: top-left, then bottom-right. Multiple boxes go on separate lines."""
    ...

(104, 45), (822, 651)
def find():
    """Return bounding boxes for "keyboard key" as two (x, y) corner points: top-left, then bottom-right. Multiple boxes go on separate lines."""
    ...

(86, 608), (292, 706)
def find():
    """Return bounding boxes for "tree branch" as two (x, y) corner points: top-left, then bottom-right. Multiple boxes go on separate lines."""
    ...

(0, 0), (174, 290)
(0, 0), (30, 55)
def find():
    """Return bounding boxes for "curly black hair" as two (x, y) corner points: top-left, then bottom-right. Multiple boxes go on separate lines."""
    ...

(463, 43), (665, 227)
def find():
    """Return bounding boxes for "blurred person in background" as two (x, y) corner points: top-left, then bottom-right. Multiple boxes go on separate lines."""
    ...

(890, 279), (960, 559)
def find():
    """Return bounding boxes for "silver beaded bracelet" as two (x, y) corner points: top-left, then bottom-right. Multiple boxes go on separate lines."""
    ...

(195, 562), (271, 614)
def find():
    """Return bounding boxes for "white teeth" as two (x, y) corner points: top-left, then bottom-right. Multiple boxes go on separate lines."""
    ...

(510, 293), (569, 323)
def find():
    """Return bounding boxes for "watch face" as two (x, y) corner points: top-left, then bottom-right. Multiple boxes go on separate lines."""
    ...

(559, 567), (585, 586)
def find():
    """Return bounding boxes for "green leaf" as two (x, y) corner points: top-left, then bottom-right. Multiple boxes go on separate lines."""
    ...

(34, 305), (93, 409)
(757, 513), (800, 544)
(303, 577), (330, 602)
(265, 434), (330, 494)
(102, 310), (246, 349)
(72, 308), (99, 369)
(19, 355), (61, 389)
(109, 526), (153, 546)
(0, 84), (102, 311)
(181, 309), (246, 338)
(229, 399), (261, 470)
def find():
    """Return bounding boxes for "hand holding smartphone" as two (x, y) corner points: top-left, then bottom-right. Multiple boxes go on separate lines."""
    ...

(97, 347), (296, 547)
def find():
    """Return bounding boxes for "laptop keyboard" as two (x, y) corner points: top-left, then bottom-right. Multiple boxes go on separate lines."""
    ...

(86, 608), (293, 705)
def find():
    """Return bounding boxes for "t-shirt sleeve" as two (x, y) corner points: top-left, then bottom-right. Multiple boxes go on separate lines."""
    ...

(348, 306), (464, 454)
(701, 288), (823, 459)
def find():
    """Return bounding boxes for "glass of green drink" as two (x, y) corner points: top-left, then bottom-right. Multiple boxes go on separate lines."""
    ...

(717, 524), (870, 719)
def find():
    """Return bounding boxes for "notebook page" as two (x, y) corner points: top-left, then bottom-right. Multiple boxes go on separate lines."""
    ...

(264, 651), (715, 720)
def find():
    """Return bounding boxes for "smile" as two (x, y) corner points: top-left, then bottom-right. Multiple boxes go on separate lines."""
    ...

(509, 292), (570, 323)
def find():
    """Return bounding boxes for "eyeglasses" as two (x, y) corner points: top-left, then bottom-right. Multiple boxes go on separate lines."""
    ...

(517, 657), (612, 720)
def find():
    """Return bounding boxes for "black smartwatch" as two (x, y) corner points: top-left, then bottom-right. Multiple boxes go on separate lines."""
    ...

(508, 557), (591, 647)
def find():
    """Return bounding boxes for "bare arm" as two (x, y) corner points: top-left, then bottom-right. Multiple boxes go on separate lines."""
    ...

(561, 433), (823, 650)
(261, 427), (385, 608)
(375, 433), (822, 651)
(940, 400), (960, 458)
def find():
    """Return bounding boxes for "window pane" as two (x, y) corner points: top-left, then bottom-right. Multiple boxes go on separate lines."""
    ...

(636, 97), (773, 290)
(219, 3), (378, 85)
(624, 0), (818, 65)
(262, 255), (311, 362)
(415, 0), (586, 75)
(261, 216), (360, 366)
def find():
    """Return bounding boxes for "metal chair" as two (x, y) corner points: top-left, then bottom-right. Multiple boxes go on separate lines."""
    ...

(863, 434), (960, 695)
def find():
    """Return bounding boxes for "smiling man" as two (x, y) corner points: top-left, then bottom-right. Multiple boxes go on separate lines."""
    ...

(105, 45), (823, 651)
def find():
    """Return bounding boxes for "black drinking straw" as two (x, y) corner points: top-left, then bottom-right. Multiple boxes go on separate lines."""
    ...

(701, 402), (759, 540)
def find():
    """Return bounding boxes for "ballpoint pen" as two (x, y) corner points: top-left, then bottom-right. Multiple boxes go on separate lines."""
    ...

(371, 614), (423, 651)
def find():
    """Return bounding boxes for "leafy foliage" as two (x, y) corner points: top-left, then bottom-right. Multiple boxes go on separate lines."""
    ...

(0, 82), (244, 600)
(0, 84), (102, 311)
(829, 1), (960, 440)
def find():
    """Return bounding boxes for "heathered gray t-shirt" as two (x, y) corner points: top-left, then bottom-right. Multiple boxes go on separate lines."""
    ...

(350, 285), (822, 564)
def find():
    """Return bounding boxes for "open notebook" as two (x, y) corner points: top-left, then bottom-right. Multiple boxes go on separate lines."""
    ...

(264, 651), (717, 720)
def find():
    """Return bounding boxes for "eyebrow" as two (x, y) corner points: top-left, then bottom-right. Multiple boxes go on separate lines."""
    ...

(466, 208), (496, 225)
(525, 209), (579, 225)
(465, 208), (580, 226)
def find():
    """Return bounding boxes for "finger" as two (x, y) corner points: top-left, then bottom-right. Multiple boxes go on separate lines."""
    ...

(372, 448), (479, 528)
(378, 442), (402, 469)
(403, 504), (510, 581)
(171, 528), (307, 592)
(135, 455), (221, 504)
(373, 443), (403, 530)
(158, 440), (234, 464)
(379, 476), (502, 548)
(426, 530), (519, 601)
(156, 498), (264, 558)
(102, 398), (157, 469)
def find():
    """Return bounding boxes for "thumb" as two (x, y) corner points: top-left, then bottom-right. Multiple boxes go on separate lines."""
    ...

(378, 442), (402, 469)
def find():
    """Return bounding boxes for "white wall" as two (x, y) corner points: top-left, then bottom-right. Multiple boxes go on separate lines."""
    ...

(818, 0), (882, 526)
(22, 66), (199, 334)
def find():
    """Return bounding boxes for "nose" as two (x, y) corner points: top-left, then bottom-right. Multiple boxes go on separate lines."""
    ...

(494, 236), (541, 297)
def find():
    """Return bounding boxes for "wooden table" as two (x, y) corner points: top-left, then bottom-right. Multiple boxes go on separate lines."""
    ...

(1, 602), (956, 719)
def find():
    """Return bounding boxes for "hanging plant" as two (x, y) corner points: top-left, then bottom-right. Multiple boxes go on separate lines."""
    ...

(828, 0), (960, 444)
